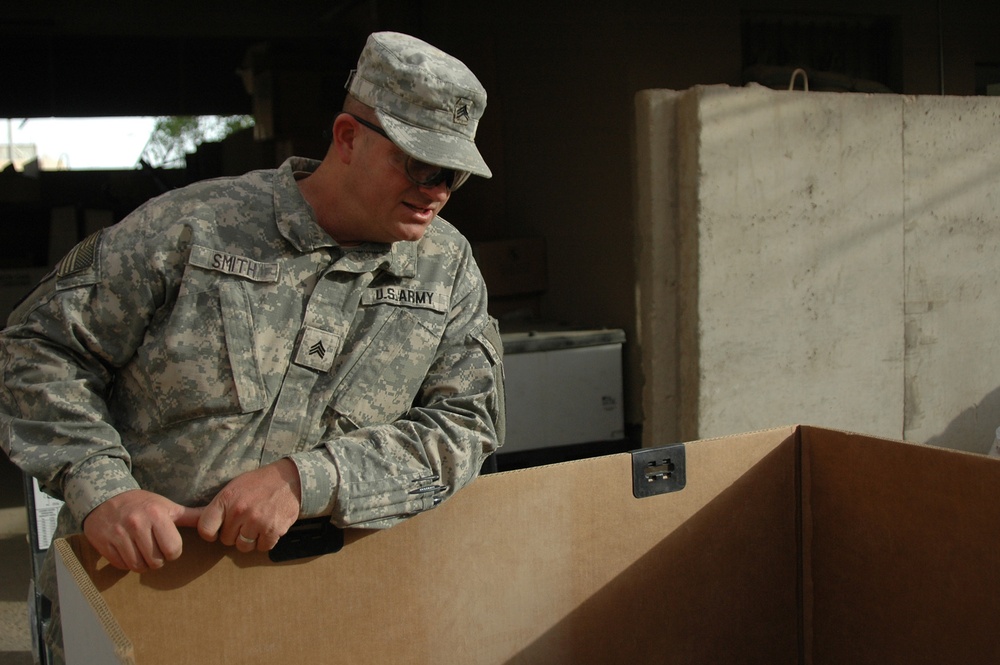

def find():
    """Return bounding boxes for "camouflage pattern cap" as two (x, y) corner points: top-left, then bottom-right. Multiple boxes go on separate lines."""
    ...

(347, 32), (492, 179)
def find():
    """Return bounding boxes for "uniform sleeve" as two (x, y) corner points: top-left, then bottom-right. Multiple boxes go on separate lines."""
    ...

(290, 252), (506, 528)
(0, 210), (188, 524)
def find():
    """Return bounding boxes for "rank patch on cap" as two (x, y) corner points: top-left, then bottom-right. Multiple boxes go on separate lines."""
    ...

(454, 99), (472, 125)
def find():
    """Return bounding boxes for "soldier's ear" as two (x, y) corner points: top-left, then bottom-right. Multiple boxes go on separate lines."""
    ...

(332, 114), (361, 163)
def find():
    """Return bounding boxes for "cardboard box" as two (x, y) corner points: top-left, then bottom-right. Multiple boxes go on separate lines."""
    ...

(56, 425), (1000, 664)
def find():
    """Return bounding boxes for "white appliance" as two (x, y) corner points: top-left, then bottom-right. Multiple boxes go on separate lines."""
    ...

(500, 328), (625, 453)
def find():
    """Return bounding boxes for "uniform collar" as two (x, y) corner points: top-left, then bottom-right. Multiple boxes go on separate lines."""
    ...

(274, 157), (418, 278)
(330, 241), (417, 278)
(274, 157), (334, 252)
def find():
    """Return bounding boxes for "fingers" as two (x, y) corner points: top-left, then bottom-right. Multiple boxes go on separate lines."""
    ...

(220, 516), (283, 553)
(131, 504), (199, 569)
(102, 542), (131, 572)
(83, 490), (176, 572)
(254, 527), (283, 553)
(173, 505), (204, 530)
(197, 500), (225, 543)
(151, 519), (185, 564)
(235, 531), (260, 553)
(84, 485), (289, 575)
(197, 491), (267, 551)
(120, 509), (178, 571)
(234, 525), (284, 553)
(196, 462), (302, 553)
(100, 526), (164, 573)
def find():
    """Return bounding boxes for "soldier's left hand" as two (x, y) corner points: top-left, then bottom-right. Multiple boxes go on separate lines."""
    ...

(197, 458), (302, 553)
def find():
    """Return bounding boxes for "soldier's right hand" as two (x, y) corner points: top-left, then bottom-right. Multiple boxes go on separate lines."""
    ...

(82, 489), (203, 573)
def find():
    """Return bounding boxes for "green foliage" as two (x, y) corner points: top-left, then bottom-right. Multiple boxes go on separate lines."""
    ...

(139, 115), (255, 168)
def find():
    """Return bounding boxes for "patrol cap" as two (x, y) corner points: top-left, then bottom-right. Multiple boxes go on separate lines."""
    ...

(346, 31), (492, 179)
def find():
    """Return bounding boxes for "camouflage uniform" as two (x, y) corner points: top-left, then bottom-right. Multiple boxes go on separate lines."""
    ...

(3, 32), (503, 662)
(0, 155), (505, 602)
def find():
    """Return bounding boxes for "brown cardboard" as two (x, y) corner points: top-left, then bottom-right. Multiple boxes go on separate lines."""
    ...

(55, 425), (1000, 664)
(801, 428), (1000, 664)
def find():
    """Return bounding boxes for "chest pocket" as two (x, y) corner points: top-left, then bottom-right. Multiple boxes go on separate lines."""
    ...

(137, 280), (267, 425)
(330, 304), (446, 429)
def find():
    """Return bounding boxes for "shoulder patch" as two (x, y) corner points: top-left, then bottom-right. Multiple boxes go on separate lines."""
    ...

(57, 231), (101, 278)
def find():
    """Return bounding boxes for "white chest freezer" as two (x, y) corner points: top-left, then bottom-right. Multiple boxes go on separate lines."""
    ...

(500, 328), (625, 453)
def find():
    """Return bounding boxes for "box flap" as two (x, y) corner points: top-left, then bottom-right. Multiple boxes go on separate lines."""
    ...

(801, 426), (1000, 664)
(55, 425), (1000, 663)
(58, 425), (802, 664)
(55, 537), (134, 665)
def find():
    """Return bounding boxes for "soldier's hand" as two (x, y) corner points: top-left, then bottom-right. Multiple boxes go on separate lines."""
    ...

(197, 458), (302, 553)
(82, 489), (203, 572)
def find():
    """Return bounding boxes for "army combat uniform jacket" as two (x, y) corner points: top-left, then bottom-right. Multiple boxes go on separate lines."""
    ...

(0, 157), (505, 553)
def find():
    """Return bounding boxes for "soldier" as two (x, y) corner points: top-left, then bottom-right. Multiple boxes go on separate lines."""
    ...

(0, 31), (504, 662)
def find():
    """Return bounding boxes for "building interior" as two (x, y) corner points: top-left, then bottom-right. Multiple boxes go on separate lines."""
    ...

(2, 1), (999, 661)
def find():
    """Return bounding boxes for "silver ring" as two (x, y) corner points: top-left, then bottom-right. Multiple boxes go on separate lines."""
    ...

(238, 533), (257, 545)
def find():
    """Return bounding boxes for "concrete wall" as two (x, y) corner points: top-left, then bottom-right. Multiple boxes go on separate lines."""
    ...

(423, 1), (744, 434)
(420, 0), (1000, 437)
(903, 96), (1000, 450)
(636, 84), (1000, 452)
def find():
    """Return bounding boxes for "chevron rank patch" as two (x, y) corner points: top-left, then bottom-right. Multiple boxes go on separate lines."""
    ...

(295, 326), (342, 372)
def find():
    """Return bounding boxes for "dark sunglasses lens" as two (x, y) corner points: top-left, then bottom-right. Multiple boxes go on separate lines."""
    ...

(405, 158), (469, 191)
(449, 170), (471, 191)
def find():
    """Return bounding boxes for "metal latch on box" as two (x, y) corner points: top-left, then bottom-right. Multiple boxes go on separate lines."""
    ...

(631, 444), (686, 498)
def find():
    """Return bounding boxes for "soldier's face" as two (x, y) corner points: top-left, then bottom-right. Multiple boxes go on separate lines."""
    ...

(354, 121), (451, 244)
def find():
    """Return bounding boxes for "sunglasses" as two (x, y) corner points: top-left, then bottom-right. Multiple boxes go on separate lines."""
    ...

(346, 113), (471, 191)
